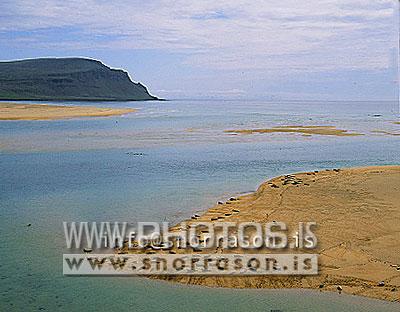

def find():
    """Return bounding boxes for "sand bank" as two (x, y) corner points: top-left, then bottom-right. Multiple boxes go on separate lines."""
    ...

(0, 102), (136, 120)
(143, 166), (400, 302)
(224, 125), (363, 136)
(372, 130), (400, 136)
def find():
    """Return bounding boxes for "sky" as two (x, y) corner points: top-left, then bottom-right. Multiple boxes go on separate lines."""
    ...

(0, 0), (398, 100)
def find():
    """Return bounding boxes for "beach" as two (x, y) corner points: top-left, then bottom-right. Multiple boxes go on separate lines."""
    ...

(0, 102), (136, 120)
(150, 166), (400, 302)
(2, 99), (399, 311)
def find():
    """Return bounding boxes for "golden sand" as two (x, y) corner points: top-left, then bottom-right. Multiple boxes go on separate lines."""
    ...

(224, 125), (363, 136)
(143, 166), (400, 302)
(0, 102), (136, 120)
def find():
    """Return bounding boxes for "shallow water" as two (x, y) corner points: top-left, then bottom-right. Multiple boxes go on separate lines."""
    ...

(0, 100), (399, 311)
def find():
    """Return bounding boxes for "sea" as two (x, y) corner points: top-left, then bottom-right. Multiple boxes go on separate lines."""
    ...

(0, 99), (399, 311)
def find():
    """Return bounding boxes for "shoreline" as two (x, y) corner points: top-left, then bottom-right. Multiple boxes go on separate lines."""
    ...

(0, 102), (136, 120)
(138, 165), (400, 302)
(0, 97), (164, 102)
(150, 276), (400, 307)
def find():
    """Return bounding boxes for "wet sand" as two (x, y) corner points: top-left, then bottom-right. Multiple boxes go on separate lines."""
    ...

(0, 102), (136, 120)
(224, 125), (363, 136)
(150, 166), (400, 302)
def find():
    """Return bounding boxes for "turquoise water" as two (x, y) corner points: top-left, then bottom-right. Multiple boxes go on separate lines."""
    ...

(0, 100), (399, 311)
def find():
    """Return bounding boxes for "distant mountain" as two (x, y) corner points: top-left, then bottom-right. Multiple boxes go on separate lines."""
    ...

(0, 58), (159, 101)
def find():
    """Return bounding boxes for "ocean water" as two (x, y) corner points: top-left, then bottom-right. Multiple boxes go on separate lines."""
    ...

(0, 99), (399, 311)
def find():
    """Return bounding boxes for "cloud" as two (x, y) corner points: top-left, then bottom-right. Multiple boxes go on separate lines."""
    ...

(0, 0), (397, 75)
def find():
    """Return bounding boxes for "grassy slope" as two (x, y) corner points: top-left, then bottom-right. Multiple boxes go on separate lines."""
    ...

(0, 58), (158, 101)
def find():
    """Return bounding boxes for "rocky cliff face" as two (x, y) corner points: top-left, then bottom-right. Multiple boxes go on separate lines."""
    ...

(0, 58), (159, 101)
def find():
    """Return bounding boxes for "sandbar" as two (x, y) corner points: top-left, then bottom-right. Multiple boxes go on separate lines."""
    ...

(0, 102), (136, 120)
(224, 125), (363, 136)
(142, 166), (400, 302)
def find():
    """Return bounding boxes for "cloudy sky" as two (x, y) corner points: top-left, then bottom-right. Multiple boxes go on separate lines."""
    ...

(0, 0), (398, 100)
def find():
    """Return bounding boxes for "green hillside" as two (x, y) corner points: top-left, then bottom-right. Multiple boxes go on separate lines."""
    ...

(0, 58), (159, 101)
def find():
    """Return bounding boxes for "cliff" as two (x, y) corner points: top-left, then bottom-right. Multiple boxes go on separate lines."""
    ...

(0, 58), (159, 101)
